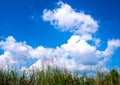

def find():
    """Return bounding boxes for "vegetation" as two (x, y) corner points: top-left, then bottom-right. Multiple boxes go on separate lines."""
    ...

(0, 66), (120, 85)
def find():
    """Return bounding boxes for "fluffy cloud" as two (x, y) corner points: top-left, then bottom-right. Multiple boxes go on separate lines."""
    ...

(43, 1), (98, 36)
(103, 39), (120, 60)
(0, 36), (33, 69)
(0, 36), (120, 73)
(61, 35), (98, 65)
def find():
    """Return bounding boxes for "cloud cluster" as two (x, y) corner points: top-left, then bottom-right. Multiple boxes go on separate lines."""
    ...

(0, 35), (120, 73)
(0, 1), (120, 74)
(0, 36), (32, 69)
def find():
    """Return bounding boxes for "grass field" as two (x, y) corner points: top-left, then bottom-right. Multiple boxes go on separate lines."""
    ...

(0, 66), (120, 85)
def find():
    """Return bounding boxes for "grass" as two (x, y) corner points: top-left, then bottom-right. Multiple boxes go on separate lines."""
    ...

(0, 66), (120, 85)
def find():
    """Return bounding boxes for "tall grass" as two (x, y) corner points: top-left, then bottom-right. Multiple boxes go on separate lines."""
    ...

(0, 66), (120, 85)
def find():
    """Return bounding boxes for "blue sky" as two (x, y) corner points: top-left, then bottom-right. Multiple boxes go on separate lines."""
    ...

(0, 0), (120, 73)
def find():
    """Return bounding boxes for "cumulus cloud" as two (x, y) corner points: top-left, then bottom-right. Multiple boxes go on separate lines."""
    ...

(61, 35), (97, 65)
(0, 36), (34, 69)
(103, 39), (120, 57)
(43, 1), (98, 36)
(0, 35), (119, 73)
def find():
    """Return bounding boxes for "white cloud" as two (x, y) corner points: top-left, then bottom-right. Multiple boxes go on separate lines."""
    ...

(0, 51), (12, 70)
(103, 39), (120, 57)
(61, 35), (98, 65)
(0, 36), (33, 69)
(0, 35), (119, 73)
(29, 60), (43, 70)
(43, 1), (98, 36)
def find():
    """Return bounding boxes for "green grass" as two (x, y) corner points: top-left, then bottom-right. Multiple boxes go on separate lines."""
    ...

(0, 66), (120, 85)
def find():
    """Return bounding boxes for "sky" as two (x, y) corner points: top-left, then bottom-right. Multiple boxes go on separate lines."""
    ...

(0, 0), (120, 74)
